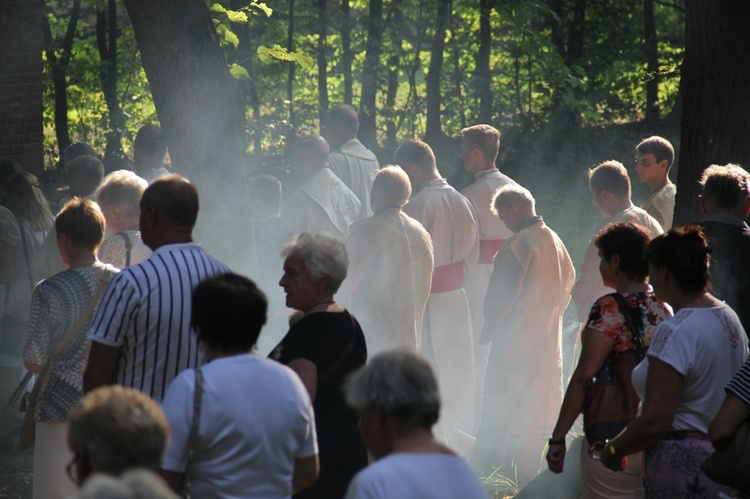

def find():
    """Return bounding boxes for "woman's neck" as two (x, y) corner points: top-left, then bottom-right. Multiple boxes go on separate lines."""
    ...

(615, 279), (650, 295)
(68, 251), (99, 269)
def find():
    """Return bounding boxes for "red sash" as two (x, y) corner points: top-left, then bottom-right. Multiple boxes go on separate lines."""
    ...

(478, 239), (505, 264)
(430, 262), (464, 294)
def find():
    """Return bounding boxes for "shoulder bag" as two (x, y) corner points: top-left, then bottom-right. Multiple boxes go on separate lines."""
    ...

(179, 366), (204, 498)
(582, 293), (647, 445)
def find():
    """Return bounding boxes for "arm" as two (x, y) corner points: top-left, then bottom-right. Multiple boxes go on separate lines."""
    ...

(547, 327), (615, 473)
(288, 358), (318, 402)
(83, 341), (122, 393)
(708, 393), (750, 449)
(292, 454), (319, 494)
(600, 357), (682, 471)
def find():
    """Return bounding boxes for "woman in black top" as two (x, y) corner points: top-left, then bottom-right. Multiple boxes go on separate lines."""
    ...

(270, 232), (368, 499)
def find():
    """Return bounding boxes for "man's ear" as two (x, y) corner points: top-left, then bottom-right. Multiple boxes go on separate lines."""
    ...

(698, 195), (708, 215)
(142, 205), (159, 230)
(743, 196), (750, 218)
(658, 159), (670, 172)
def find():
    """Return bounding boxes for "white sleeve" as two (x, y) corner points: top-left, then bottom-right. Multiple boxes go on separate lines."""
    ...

(290, 371), (318, 458)
(86, 272), (136, 346)
(647, 321), (691, 376)
(343, 471), (381, 499)
(161, 371), (195, 472)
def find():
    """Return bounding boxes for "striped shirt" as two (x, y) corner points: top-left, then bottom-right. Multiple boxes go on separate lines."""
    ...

(726, 358), (750, 407)
(87, 243), (230, 401)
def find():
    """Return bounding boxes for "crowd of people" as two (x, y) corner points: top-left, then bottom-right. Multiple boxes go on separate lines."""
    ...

(0, 107), (749, 499)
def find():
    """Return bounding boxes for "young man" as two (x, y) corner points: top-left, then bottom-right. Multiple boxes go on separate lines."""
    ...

(635, 136), (676, 230)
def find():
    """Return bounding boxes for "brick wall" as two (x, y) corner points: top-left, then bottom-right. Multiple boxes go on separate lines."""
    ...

(0, 0), (44, 175)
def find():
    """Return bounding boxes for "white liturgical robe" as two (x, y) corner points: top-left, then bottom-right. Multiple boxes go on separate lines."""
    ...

(328, 139), (380, 219)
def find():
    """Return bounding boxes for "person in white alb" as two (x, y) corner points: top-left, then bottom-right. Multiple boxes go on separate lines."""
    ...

(458, 124), (516, 420)
(83, 175), (230, 402)
(343, 166), (434, 357)
(323, 105), (380, 219)
(280, 135), (361, 240)
(396, 139), (479, 454)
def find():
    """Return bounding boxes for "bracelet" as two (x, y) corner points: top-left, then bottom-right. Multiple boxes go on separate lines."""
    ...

(606, 440), (617, 456)
(548, 438), (566, 446)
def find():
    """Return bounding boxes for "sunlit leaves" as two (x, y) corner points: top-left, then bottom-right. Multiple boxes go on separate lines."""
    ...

(229, 63), (250, 80)
(257, 44), (314, 71)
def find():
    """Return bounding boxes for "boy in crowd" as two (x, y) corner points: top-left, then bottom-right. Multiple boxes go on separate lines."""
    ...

(635, 136), (676, 230)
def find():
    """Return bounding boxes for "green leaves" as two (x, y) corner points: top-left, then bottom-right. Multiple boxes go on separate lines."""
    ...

(257, 44), (314, 71)
(229, 63), (250, 80)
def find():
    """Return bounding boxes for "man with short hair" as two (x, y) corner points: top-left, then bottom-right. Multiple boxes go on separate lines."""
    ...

(458, 124), (516, 413)
(133, 124), (170, 183)
(699, 164), (750, 336)
(343, 166), (434, 357)
(635, 136), (676, 230)
(572, 160), (663, 322)
(322, 105), (380, 218)
(83, 174), (230, 402)
(396, 139), (479, 453)
(472, 184), (575, 487)
(280, 134), (361, 239)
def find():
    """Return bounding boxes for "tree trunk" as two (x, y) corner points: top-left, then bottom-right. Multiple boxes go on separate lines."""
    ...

(474, 0), (492, 124)
(121, 0), (247, 267)
(287, 0), (296, 130)
(674, 1), (750, 226)
(358, 0), (383, 152)
(407, 0), (424, 137)
(317, 0), (329, 125)
(42, 0), (81, 158)
(383, 0), (404, 150)
(96, 0), (125, 161)
(232, 0), (258, 155)
(643, 0), (659, 127)
(341, 0), (353, 105)
(425, 0), (449, 142)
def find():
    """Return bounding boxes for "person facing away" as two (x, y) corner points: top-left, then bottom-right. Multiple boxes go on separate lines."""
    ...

(457, 124), (517, 422)
(344, 351), (489, 499)
(342, 165), (434, 357)
(247, 175), (293, 355)
(160, 273), (319, 498)
(133, 124), (171, 183)
(635, 136), (676, 230)
(83, 174), (230, 402)
(698, 163), (750, 336)
(95, 170), (152, 269)
(66, 386), (170, 488)
(322, 104), (380, 219)
(471, 184), (575, 488)
(572, 160), (663, 323)
(280, 135), (361, 240)
(396, 139), (479, 454)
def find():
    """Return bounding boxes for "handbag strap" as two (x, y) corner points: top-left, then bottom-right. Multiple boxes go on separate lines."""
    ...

(183, 366), (204, 496)
(117, 231), (133, 268)
(30, 267), (114, 398)
(318, 311), (357, 385)
(610, 292), (647, 361)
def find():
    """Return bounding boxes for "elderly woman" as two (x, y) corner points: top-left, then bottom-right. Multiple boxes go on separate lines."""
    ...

(546, 223), (671, 498)
(270, 232), (368, 499)
(95, 170), (151, 268)
(160, 273), (319, 497)
(600, 226), (748, 496)
(344, 351), (489, 499)
(23, 198), (118, 499)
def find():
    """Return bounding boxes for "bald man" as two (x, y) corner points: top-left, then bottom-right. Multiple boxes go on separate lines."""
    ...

(84, 175), (230, 402)
(322, 105), (380, 218)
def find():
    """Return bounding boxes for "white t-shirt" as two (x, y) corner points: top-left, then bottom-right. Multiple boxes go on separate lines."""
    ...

(161, 354), (318, 498)
(344, 453), (489, 499)
(632, 306), (748, 433)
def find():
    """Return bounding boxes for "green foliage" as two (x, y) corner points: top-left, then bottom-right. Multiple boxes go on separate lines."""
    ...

(257, 44), (314, 70)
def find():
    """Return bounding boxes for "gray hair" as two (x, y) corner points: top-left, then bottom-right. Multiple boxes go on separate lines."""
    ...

(77, 469), (178, 499)
(491, 184), (535, 215)
(345, 350), (441, 426)
(281, 232), (348, 293)
(700, 163), (750, 210)
(95, 170), (148, 219)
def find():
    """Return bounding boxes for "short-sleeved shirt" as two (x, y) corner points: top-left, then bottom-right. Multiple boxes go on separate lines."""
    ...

(87, 243), (229, 401)
(726, 357), (750, 407)
(632, 306), (749, 432)
(270, 310), (368, 499)
(344, 453), (490, 499)
(586, 291), (672, 352)
(161, 354), (317, 498)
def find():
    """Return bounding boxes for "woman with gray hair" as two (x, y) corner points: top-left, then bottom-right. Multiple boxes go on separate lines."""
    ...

(270, 231), (368, 499)
(344, 351), (489, 499)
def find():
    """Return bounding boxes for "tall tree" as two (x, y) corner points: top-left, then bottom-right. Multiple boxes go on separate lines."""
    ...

(474, 0), (492, 124)
(42, 0), (81, 157)
(316, 0), (329, 125)
(674, 1), (750, 225)
(120, 0), (247, 265)
(231, 0), (259, 154)
(643, 0), (659, 127)
(359, 0), (384, 151)
(287, 0), (297, 130)
(341, 0), (353, 105)
(425, 0), (450, 142)
(96, 0), (124, 161)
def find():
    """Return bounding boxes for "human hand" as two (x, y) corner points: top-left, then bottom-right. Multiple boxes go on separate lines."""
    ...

(546, 442), (566, 473)
(599, 441), (626, 471)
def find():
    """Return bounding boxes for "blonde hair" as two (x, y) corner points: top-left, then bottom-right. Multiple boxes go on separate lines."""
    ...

(372, 166), (411, 207)
(95, 170), (147, 219)
(4, 172), (54, 231)
(461, 124), (501, 162)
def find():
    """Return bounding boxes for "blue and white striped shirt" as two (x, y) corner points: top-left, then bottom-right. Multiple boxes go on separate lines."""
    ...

(87, 243), (230, 401)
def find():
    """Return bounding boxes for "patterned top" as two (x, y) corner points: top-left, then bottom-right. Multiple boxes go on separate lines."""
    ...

(726, 357), (750, 407)
(586, 291), (672, 352)
(23, 262), (119, 422)
(98, 230), (141, 269)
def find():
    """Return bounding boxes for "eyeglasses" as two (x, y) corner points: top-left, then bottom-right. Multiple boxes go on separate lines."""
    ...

(66, 454), (81, 486)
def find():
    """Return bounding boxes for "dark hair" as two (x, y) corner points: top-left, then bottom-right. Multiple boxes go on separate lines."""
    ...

(55, 198), (106, 248)
(595, 222), (651, 281)
(293, 135), (330, 167)
(636, 136), (674, 169)
(134, 124), (167, 160)
(141, 174), (199, 227)
(588, 160), (631, 197)
(394, 140), (436, 172)
(67, 155), (105, 184)
(0, 158), (22, 185)
(62, 142), (99, 168)
(646, 225), (711, 293)
(324, 105), (359, 132)
(191, 273), (268, 353)
(247, 175), (282, 210)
